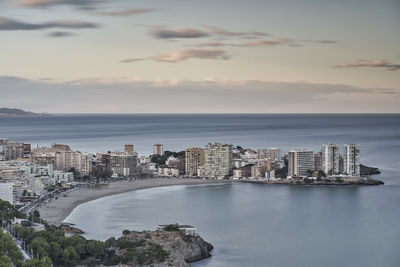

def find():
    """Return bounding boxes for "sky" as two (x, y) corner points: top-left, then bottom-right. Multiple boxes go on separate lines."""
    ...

(0, 0), (399, 113)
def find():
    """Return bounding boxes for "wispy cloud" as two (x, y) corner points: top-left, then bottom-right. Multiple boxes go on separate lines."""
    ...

(47, 31), (75, 37)
(154, 49), (230, 62)
(150, 25), (269, 40)
(120, 58), (148, 63)
(243, 38), (294, 47)
(0, 16), (99, 30)
(13, 0), (104, 9)
(151, 26), (209, 39)
(95, 8), (158, 16)
(205, 26), (269, 37)
(335, 59), (400, 71)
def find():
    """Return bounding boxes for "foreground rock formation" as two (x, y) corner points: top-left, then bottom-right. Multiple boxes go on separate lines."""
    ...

(114, 227), (213, 266)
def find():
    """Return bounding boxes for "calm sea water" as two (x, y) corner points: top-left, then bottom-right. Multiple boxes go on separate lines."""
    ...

(1, 114), (400, 266)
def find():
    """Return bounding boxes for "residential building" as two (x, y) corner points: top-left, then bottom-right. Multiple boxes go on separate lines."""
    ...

(288, 149), (314, 177)
(124, 144), (134, 155)
(322, 144), (340, 175)
(158, 166), (179, 177)
(343, 144), (360, 176)
(258, 148), (282, 161)
(55, 150), (93, 176)
(110, 152), (137, 177)
(0, 183), (15, 204)
(5, 142), (25, 160)
(185, 147), (205, 176)
(51, 144), (71, 151)
(154, 144), (163, 156)
(314, 152), (323, 171)
(204, 143), (232, 178)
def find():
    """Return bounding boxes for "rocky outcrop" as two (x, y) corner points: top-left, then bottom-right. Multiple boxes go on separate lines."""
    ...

(360, 164), (381, 175)
(118, 229), (213, 266)
(240, 176), (384, 186)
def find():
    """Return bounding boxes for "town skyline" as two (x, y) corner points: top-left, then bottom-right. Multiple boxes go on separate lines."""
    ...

(1, 0), (399, 113)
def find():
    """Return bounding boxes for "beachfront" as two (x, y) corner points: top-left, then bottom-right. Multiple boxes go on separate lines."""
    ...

(37, 178), (229, 225)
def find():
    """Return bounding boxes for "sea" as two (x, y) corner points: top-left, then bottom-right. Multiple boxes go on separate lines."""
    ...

(1, 114), (399, 267)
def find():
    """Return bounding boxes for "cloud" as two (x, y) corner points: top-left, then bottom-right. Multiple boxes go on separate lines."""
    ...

(205, 26), (269, 37)
(120, 58), (148, 63)
(152, 26), (209, 39)
(95, 8), (158, 16)
(47, 31), (75, 37)
(1, 76), (399, 113)
(244, 38), (294, 47)
(13, 0), (104, 9)
(195, 41), (242, 47)
(335, 59), (400, 71)
(0, 16), (99, 30)
(154, 49), (230, 62)
(150, 25), (270, 40)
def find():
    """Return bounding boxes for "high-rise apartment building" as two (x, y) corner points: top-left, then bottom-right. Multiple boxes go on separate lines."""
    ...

(322, 144), (340, 175)
(5, 142), (25, 160)
(110, 152), (137, 177)
(124, 144), (134, 155)
(314, 151), (323, 171)
(288, 149), (314, 177)
(55, 151), (93, 176)
(343, 144), (360, 176)
(185, 147), (205, 176)
(204, 143), (232, 178)
(257, 148), (282, 161)
(154, 144), (164, 156)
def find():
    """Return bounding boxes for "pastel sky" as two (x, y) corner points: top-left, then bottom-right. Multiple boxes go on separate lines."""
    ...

(0, 0), (399, 113)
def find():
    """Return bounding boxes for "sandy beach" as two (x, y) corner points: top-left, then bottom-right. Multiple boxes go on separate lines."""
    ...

(37, 178), (229, 226)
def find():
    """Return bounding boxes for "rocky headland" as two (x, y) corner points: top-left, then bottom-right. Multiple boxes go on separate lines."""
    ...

(240, 176), (384, 186)
(112, 227), (213, 267)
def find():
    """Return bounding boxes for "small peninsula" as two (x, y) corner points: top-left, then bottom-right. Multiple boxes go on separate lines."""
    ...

(0, 108), (48, 117)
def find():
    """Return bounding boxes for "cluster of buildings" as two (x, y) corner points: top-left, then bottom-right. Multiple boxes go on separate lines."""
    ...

(288, 144), (360, 178)
(0, 138), (362, 206)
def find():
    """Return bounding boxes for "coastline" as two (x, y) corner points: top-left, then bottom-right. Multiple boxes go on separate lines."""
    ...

(37, 178), (230, 226)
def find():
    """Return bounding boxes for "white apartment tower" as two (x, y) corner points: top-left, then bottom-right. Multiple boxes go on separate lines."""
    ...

(204, 143), (233, 178)
(322, 144), (340, 175)
(288, 149), (314, 177)
(343, 144), (360, 176)
(0, 183), (15, 204)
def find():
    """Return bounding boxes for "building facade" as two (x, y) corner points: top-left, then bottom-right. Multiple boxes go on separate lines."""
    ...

(185, 147), (205, 176)
(154, 144), (164, 156)
(110, 152), (137, 177)
(204, 143), (232, 178)
(0, 183), (15, 204)
(288, 150), (314, 177)
(322, 144), (340, 175)
(258, 148), (282, 161)
(343, 144), (360, 176)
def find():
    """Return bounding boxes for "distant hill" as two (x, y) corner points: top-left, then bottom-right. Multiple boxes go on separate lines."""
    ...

(0, 108), (48, 117)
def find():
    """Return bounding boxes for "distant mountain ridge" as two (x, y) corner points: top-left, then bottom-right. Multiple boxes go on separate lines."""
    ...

(0, 108), (48, 116)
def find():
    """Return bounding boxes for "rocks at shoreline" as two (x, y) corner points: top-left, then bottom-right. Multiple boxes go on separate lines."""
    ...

(360, 164), (381, 175)
(116, 228), (213, 266)
(240, 177), (384, 186)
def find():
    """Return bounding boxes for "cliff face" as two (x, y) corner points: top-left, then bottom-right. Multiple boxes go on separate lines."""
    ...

(120, 230), (213, 266)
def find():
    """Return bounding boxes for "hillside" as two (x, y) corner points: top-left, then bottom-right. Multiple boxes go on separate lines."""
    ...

(0, 108), (47, 116)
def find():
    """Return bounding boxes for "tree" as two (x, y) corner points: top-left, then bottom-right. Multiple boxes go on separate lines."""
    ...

(23, 257), (52, 267)
(306, 169), (314, 177)
(86, 240), (106, 259)
(22, 190), (28, 197)
(62, 246), (79, 267)
(317, 170), (326, 178)
(33, 210), (41, 223)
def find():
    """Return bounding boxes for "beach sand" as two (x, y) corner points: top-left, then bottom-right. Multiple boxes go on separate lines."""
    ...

(37, 178), (229, 226)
